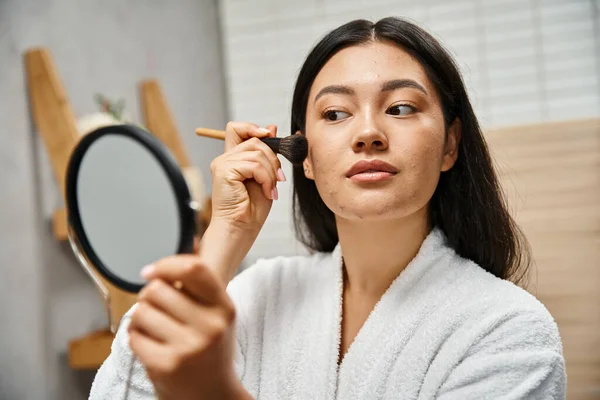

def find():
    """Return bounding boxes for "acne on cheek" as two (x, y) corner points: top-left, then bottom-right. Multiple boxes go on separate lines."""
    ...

(317, 180), (344, 215)
(415, 128), (445, 165)
(311, 150), (337, 178)
(312, 158), (338, 196)
(311, 154), (349, 215)
(404, 145), (439, 197)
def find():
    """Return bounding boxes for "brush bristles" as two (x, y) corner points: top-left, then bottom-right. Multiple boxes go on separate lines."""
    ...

(278, 135), (308, 164)
(262, 135), (308, 165)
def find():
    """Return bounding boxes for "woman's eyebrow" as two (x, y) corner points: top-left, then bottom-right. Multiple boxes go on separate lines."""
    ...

(314, 85), (355, 104)
(381, 79), (428, 96)
(313, 79), (428, 104)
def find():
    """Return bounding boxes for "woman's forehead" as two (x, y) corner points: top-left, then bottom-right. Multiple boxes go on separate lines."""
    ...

(309, 41), (432, 98)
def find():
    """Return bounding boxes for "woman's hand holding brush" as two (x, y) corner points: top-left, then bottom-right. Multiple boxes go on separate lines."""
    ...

(211, 122), (284, 223)
(196, 122), (288, 284)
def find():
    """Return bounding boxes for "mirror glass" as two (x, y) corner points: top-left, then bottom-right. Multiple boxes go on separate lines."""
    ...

(66, 125), (196, 292)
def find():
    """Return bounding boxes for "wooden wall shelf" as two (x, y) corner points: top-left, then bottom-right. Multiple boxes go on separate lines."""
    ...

(68, 329), (115, 370)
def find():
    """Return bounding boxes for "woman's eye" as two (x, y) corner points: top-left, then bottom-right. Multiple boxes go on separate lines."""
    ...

(323, 110), (351, 121)
(387, 104), (415, 116)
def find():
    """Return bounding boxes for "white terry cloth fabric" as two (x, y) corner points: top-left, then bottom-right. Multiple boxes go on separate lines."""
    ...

(89, 228), (566, 399)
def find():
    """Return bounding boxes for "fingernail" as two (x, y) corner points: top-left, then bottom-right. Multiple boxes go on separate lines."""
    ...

(141, 264), (154, 279)
(271, 187), (279, 200)
(277, 168), (286, 182)
(258, 127), (270, 134)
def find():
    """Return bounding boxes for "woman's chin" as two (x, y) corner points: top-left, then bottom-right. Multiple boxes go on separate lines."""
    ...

(327, 189), (430, 223)
(332, 202), (407, 222)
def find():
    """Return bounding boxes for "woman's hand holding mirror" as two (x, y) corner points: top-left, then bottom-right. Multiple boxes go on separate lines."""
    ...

(128, 256), (250, 400)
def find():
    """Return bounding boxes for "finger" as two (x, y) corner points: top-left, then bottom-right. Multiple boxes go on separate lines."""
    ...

(128, 329), (172, 376)
(234, 160), (278, 200)
(264, 124), (278, 138)
(230, 137), (283, 181)
(214, 155), (277, 200)
(228, 150), (278, 195)
(129, 301), (186, 343)
(142, 256), (230, 306)
(245, 180), (268, 207)
(224, 121), (272, 152)
(139, 280), (232, 338)
(139, 279), (203, 324)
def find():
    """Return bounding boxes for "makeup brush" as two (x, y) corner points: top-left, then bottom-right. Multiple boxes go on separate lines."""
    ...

(195, 127), (308, 165)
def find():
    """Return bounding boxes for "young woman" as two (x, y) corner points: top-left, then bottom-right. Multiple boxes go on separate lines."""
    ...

(90, 17), (566, 400)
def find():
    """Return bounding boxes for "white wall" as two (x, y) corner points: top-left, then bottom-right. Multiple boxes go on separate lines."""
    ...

(218, 0), (600, 262)
(0, 1), (227, 398)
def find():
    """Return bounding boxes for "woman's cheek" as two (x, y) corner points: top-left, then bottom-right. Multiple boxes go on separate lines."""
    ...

(311, 143), (340, 178)
(403, 133), (444, 192)
(312, 149), (348, 212)
(312, 154), (337, 192)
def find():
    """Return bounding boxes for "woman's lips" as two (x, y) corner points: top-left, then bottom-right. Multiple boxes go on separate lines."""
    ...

(348, 170), (396, 183)
(346, 159), (398, 183)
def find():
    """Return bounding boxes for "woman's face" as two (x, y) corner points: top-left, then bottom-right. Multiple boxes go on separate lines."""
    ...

(303, 41), (460, 222)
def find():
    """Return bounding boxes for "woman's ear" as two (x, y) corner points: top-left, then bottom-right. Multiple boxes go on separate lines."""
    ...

(441, 118), (461, 172)
(297, 130), (314, 180)
(193, 236), (200, 254)
(303, 159), (314, 180)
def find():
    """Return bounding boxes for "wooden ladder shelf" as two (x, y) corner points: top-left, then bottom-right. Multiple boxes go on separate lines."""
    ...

(24, 47), (210, 369)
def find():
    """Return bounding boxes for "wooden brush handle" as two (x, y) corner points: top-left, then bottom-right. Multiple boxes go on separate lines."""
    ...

(195, 127), (226, 140)
(196, 127), (282, 157)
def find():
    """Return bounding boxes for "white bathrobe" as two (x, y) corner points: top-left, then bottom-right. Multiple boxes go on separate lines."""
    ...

(89, 228), (566, 399)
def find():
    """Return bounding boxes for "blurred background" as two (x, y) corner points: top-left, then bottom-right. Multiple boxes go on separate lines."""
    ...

(0, 0), (598, 399)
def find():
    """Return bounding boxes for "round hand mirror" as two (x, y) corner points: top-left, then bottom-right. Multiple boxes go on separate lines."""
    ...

(65, 124), (197, 293)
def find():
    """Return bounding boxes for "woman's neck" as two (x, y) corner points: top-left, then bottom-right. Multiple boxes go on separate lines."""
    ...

(336, 208), (430, 300)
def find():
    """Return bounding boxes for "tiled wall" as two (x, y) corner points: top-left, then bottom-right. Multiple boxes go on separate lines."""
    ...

(219, 0), (600, 261)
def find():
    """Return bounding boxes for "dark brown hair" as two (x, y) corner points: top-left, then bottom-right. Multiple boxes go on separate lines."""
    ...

(291, 17), (530, 284)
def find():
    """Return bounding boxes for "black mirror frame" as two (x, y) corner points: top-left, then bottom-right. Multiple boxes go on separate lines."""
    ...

(65, 124), (196, 293)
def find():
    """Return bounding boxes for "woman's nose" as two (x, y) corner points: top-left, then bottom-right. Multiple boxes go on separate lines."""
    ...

(351, 121), (389, 153)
